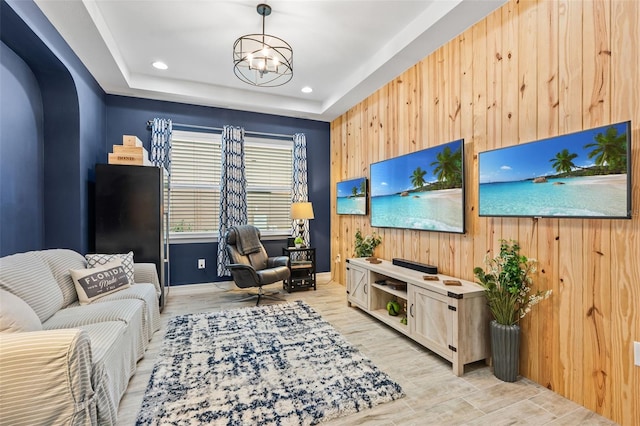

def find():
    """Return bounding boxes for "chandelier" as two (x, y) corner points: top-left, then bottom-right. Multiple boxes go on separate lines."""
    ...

(233, 4), (293, 87)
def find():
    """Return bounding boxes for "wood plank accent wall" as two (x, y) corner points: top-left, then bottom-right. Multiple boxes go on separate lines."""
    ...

(329, 0), (639, 424)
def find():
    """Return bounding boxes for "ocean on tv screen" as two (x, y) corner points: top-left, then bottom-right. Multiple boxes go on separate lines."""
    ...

(478, 121), (630, 218)
(370, 139), (465, 233)
(371, 189), (463, 232)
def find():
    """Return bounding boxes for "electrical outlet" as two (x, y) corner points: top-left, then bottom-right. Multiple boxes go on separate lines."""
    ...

(634, 341), (640, 367)
(198, 258), (205, 269)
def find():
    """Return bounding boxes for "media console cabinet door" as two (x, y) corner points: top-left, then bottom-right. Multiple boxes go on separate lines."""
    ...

(347, 263), (369, 309)
(409, 285), (454, 361)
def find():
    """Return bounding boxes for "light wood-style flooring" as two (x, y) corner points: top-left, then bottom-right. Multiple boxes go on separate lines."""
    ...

(116, 275), (618, 425)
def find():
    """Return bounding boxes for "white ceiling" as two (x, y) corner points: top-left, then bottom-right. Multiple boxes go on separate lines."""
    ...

(35, 0), (506, 122)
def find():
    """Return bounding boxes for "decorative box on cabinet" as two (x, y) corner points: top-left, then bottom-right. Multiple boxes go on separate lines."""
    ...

(345, 257), (490, 376)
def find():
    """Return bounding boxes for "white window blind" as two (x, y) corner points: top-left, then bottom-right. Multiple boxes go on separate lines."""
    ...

(169, 130), (292, 238)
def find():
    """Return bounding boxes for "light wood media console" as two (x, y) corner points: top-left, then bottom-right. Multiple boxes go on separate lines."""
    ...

(346, 257), (490, 376)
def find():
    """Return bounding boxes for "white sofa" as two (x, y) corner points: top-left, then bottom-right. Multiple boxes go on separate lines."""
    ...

(0, 249), (161, 425)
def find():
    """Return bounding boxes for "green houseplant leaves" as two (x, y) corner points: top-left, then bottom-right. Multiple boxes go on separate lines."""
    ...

(354, 229), (382, 258)
(474, 239), (552, 325)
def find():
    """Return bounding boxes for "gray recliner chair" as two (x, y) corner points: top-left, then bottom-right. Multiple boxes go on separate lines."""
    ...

(225, 224), (290, 305)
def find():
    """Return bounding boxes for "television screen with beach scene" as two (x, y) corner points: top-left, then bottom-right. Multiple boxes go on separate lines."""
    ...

(336, 177), (368, 215)
(478, 121), (632, 219)
(370, 139), (465, 233)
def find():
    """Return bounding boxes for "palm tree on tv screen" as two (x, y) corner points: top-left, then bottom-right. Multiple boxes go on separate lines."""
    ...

(550, 148), (579, 174)
(584, 126), (627, 173)
(431, 146), (462, 186)
(410, 167), (427, 189)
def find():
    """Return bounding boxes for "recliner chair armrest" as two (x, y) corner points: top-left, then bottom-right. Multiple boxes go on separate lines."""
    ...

(268, 256), (290, 268)
(227, 263), (260, 287)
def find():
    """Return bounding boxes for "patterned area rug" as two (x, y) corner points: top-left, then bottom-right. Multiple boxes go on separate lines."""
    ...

(136, 301), (403, 425)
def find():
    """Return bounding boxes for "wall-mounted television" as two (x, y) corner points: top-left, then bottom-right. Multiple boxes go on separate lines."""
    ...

(370, 139), (465, 233)
(336, 177), (368, 215)
(478, 121), (632, 219)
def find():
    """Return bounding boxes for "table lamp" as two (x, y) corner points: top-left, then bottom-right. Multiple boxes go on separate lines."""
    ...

(291, 202), (314, 243)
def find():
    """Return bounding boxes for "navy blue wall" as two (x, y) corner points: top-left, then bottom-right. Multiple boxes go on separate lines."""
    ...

(105, 96), (331, 285)
(0, 40), (44, 254)
(0, 0), (105, 255)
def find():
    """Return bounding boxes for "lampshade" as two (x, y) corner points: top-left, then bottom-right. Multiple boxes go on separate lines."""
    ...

(233, 4), (293, 87)
(291, 202), (314, 220)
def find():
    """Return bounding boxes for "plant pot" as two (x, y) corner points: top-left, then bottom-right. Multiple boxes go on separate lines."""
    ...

(490, 320), (521, 382)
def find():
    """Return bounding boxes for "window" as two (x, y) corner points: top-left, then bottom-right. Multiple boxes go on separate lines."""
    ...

(169, 130), (293, 239)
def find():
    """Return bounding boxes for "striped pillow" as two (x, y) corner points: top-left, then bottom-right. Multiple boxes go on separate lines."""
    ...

(0, 289), (42, 332)
(0, 252), (64, 322)
(85, 251), (135, 284)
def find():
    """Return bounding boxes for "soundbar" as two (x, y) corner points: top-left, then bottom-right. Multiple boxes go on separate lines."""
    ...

(392, 258), (438, 275)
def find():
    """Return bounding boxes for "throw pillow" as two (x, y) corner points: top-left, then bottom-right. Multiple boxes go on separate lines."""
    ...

(0, 288), (43, 333)
(70, 260), (131, 305)
(85, 251), (135, 284)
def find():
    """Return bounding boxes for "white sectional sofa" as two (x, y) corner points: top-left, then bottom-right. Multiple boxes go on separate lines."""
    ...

(0, 249), (161, 425)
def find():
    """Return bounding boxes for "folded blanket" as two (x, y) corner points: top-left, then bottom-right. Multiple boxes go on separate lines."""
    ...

(233, 225), (262, 255)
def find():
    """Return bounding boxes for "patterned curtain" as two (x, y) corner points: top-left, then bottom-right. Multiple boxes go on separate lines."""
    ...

(291, 133), (310, 245)
(217, 126), (247, 276)
(150, 118), (172, 173)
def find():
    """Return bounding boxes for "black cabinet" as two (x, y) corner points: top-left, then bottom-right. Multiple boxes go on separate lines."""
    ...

(282, 247), (316, 292)
(95, 164), (169, 309)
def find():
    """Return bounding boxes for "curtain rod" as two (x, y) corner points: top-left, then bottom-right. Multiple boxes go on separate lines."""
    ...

(146, 121), (293, 140)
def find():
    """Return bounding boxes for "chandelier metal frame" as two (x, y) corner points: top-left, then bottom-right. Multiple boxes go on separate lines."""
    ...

(233, 4), (293, 87)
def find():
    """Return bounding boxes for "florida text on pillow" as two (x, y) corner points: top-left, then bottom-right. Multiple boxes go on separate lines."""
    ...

(70, 260), (131, 304)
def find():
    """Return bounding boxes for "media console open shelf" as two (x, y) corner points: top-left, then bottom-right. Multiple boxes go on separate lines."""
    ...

(346, 257), (490, 376)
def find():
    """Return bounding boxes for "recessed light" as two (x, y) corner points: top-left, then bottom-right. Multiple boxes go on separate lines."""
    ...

(152, 61), (168, 70)
(301, 86), (313, 94)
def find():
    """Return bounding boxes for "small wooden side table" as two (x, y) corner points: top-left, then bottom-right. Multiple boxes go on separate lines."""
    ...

(282, 247), (316, 292)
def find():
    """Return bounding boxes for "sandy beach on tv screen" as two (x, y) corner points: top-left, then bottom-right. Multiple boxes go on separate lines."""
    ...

(564, 174), (626, 185)
(419, 188), (461, 199)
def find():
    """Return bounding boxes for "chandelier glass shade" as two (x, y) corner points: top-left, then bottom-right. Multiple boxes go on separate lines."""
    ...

(233, 4), (293, 87)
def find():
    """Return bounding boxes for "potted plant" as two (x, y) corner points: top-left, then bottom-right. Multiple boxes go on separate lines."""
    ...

(354, 229), (382, 258)
(473, 239), (552, 382)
